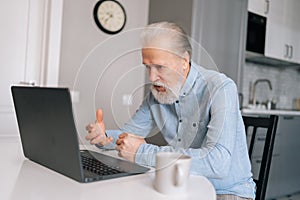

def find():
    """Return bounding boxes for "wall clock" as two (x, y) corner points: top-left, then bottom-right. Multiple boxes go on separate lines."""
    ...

(93, 0), (127, 34)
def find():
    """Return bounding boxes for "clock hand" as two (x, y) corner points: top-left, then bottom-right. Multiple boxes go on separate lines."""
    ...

(104, 17), (109, 24)
(103, 12), (112, 24)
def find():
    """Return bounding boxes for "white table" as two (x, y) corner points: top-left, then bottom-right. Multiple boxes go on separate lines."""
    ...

(0, 136), (216, 200)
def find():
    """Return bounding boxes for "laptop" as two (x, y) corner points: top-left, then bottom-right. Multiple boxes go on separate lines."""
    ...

(11, 86), (150, 183)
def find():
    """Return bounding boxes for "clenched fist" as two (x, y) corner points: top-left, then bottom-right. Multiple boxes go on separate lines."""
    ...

(116, 132), (146, 162)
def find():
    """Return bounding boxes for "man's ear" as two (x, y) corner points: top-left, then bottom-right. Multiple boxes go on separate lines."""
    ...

(182, 51), (190, 69)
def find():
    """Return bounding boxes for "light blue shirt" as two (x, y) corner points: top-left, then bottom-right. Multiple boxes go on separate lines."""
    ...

(106, 62), (256, 199)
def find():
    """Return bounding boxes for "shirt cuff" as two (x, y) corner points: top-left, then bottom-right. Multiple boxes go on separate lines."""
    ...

(95, 129), (122, 150)
(135, 143), (158, 167)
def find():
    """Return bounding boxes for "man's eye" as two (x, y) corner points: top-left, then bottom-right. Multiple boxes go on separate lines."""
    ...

(155, 65), (165, 71)
(144, 64), (166, 72)
(144, 65), (151, 69)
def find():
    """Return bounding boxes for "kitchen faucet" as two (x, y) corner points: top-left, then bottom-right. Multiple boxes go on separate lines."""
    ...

(250, 79), (273, 105)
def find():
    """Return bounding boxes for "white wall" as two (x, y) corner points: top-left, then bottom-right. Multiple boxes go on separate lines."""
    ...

(0, 0), (61, 136)
(191, 0), (248, 91)
(0, 0), (29, 136)
(58, 0), (149, 140)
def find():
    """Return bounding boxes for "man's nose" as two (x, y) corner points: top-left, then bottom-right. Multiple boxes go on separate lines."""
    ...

(148, 67), (159, 82)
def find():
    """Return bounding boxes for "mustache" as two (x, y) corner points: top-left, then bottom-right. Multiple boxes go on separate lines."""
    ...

(151, 82), (179, 94)
(152, 82), (168, 88)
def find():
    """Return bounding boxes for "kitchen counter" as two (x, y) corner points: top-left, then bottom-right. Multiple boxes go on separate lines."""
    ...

(242, 108), (300, 116)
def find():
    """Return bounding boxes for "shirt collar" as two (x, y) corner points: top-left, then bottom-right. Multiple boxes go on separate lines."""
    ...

(179, 61), (198, 97)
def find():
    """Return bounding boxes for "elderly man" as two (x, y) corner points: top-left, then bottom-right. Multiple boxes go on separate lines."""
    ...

(85, 22), (255, 200)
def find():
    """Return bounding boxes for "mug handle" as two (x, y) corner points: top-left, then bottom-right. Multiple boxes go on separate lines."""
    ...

(175, 163), (184, 186)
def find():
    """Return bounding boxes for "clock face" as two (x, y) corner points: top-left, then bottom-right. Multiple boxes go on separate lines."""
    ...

(93, 0), (126, 34)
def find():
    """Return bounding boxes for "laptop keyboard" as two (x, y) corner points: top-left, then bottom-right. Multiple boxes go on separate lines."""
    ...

(81, 154), (123, 176)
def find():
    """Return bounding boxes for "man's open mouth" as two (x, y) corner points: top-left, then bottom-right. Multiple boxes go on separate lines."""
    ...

(153, 85), (166, 92)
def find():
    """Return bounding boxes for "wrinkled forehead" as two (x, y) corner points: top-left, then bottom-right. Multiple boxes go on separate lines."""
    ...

(142, 35), (182, 58)
(141, 47), (183, 65)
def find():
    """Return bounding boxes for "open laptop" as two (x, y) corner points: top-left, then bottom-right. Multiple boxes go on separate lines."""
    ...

(11, 86), (150, 183)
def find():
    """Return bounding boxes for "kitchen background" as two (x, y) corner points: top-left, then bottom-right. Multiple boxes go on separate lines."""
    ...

(243, 62), (300, 110)
(1, 0), (300, 199)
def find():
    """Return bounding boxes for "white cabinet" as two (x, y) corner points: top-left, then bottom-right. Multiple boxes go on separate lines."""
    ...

(248, 0), (300, 64)
(265, 0), (300, 64)
(248, 0), (270, 17)
(286, 0), (300, 63)
(264, 0), (287, 62)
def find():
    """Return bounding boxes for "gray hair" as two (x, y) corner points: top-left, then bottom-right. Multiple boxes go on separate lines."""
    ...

(141, 21), (192, 60)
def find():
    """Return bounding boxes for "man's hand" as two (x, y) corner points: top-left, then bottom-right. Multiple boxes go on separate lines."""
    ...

(85, 109), (113, 146)
(116, 133), (146, 162)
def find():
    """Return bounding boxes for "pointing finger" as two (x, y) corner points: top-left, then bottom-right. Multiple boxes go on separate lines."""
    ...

(96, 109), (104, 124)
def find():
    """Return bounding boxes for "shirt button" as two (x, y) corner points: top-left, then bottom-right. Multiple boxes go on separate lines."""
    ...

(175, 100), (179, 103)
(192, 122), (197, 127)
(178, 138), (181, 142)
(179, 119), (182, 123)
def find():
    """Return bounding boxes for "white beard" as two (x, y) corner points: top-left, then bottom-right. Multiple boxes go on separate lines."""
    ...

(150, 82), (181, 104)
